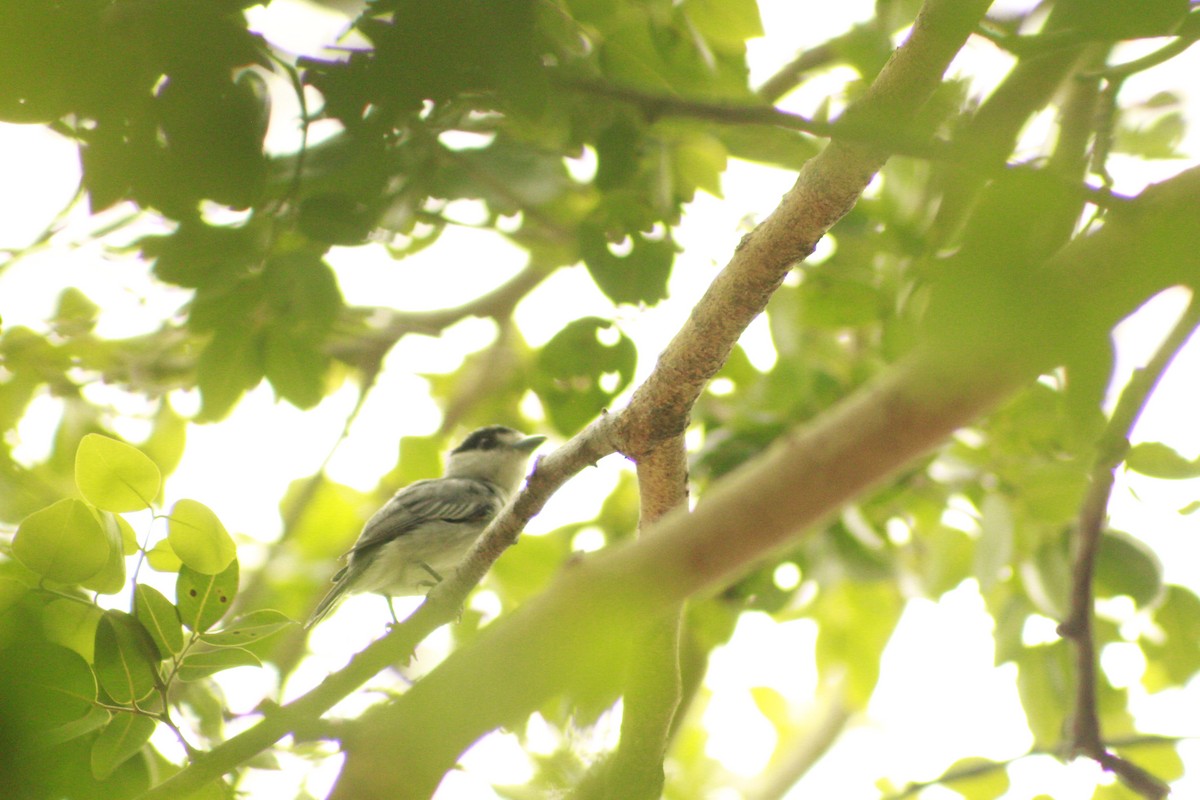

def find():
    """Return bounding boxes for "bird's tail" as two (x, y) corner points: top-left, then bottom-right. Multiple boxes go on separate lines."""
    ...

(304, 565), (354, 629)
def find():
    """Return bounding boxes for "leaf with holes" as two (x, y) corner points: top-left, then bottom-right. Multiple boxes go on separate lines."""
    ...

(532, 317), (637, 436)
(199, 609), (292, 648)
(75, 434), (162, 512)
(176, 560), (239, 632)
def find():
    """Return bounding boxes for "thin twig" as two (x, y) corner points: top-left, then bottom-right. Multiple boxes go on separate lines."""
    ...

(1057, 293), (1200, 799)
(560, 77), (954, 162)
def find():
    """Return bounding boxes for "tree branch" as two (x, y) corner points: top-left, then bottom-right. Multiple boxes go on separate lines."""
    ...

(1056, 294), (1200, 799)
(327, 163), (1200, 799)
(574, 434), (690, 799)
(611, 0), (994, 457)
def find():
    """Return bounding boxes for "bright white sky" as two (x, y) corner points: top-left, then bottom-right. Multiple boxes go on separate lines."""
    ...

(2, 1), (1199, 798)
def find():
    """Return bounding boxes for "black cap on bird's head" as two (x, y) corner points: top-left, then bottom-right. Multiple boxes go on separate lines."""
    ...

(452, 425), (545, 455)
(444, 426), (546, 484)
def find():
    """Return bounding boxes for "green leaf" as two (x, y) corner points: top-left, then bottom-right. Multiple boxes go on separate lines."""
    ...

(36, 706), (112, 750)
(141, 400), (188, 479)
(177, 560), (239, 632)
(1126, 442), (1200, 479)
(43, 599), (103, 663)
(579, 225), (675, 306)
(812, 581), (903, 707)
(0, 643), (96, 731)
(974, 494), (1013, 593)
(177, 646), (261, 681)
(263, 329), (327, 409)
(199, 609), (292, 647)
(75, 434), (162, 512)
(672, 131), (727, 198)
(1143, 585), (1200, 691)
(196, 323), (264, 422)
(93, 611), (161, 705)
(1019, 540), (1072, 621)
(532, 317), (638, 435)
(1016, 641), (1070, 746)
(683, 0), (764, 52)
(167, 499), (236, 575)
(146, 538), (182, 572)
(134, 585), (185, 659)
(13, 498), (110, 584)
(941, 756), (1010, 800)
(91, 713), (156, 780)
(1094, 530), (1163, 607)
(81, 510), (129, 595)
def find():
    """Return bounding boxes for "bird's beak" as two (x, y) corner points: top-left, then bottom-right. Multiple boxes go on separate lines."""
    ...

(515, 435), (546, 452)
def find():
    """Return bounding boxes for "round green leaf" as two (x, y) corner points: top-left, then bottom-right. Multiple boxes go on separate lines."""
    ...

(75, 434), (162, 512)
(177, 560), (239, 632)
(43, 599), (103, 663)
(167, 499), (236, 575)
(13, 498), (109, 584)
(1095, 529), (1164, 607)
(145, 539), (182, 572)
(0, 643), (97, 731)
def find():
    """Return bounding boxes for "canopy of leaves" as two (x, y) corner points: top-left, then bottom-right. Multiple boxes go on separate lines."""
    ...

(1, 0), (1200, 799)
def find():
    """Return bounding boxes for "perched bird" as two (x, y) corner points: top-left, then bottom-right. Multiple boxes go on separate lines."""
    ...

(305, 425), (545, 628)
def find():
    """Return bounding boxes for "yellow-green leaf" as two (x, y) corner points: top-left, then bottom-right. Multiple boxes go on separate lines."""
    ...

(167, 499), (236, 575)
(43, 599), (103, 663)
(81, 511), (128, 595)
(199, 609), (292, 647)
(13, 499), (109, 584)
(177, 560), (239, 632)
(146, 539), (182, 572)
(75, 434), (162, 512)
(134, 585), (184, 659)
(177, 647), (261, 681)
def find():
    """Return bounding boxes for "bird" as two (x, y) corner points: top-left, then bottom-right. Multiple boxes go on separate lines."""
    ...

(305, 425), (546, 628)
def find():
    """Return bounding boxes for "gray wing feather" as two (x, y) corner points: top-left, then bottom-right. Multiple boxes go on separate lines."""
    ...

(347, 477), (504, 555)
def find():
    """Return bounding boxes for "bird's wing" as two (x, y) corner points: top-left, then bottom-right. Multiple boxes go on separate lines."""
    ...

(345, 477), (505, 556)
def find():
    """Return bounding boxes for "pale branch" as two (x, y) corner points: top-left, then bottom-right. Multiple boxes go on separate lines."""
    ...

(611, 0), (995, 458)
(574, 434), (691, 800)
(1057, 295), (1200, 800)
